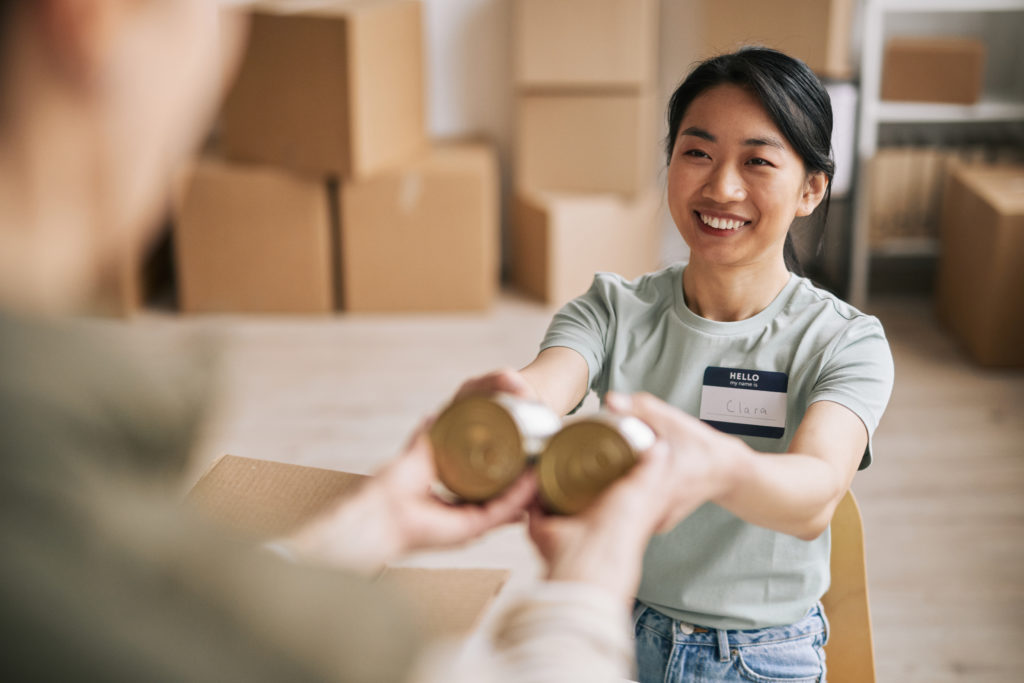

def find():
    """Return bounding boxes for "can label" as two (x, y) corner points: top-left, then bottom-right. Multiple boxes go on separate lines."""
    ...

(537, 412), (655, 515)
(430, 393), (559, 502)
(491, 393), (563, 455)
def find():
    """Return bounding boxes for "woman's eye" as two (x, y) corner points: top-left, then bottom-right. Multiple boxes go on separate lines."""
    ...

(747, 157), (773, 167)
(683, 149), (709, 159)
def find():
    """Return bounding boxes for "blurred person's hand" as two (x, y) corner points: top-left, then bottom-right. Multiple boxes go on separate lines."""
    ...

(280, 423), (536, 573)
(527, 436), (678, 601)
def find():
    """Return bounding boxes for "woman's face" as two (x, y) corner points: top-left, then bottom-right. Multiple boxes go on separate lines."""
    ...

(666, 84), (824, 272)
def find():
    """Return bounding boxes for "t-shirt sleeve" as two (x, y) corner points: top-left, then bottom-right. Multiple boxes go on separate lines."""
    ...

(539, 273), (618, 397)
(808, 314), (895, 470)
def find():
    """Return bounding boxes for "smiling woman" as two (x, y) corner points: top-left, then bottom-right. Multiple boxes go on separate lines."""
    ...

(451, 47), (894, 683)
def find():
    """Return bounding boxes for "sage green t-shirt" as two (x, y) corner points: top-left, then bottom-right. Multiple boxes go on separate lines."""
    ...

(541, 263), (894, 630)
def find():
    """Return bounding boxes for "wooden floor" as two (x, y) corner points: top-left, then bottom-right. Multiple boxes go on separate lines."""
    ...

(166, 289), (1024, 683)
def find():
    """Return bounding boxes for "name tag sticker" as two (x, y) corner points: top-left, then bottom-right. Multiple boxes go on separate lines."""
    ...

(699, 366), (788, 439)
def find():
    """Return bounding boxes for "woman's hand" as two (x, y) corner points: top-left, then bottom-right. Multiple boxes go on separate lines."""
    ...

(453, 347), (590, 415)
(525, 391), (741, 599)
(605, 391), (741, 532)
(610, 391), (862, 541)
(453, 367), (541, 402)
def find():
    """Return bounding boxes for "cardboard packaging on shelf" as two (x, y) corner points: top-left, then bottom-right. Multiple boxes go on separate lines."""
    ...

(219, 0), (425, 178)
(173, 157), (336, 314)
(339, 143), (499, 312)
(188, 455), (510, 638)
(700, 0), (855, 80)
(868, 147), (948, 246)
(511, 187), (663, 306)
(881, 37), (986, 105)
(516, 91), (657, 197)
(936, 164), (1024, 367)
(513, 0), (658, 91)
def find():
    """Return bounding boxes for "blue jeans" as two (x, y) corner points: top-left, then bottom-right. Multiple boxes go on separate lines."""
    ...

(632, 601), (829, 682)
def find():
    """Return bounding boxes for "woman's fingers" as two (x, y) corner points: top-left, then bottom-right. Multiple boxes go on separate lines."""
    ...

(454, 368), (534, 400)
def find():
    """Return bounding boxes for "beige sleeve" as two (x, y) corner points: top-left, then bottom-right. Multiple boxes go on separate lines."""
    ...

(410, 581), (636, 683)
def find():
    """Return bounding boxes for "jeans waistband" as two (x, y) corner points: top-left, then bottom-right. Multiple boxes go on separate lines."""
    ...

(632, 600), (827, 653)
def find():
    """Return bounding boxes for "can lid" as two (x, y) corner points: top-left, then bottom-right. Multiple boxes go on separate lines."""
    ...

(429, 396), (527, 502)
(538, 419), (638, 515)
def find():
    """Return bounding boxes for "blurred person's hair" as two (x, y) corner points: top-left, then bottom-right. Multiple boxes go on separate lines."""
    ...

(0, 1), (12, 49)
(665, 47), (835, 277)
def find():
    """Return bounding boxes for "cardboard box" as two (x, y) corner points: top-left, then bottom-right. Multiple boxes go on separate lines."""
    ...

(882, 38), (986, 105)
(511, 187), (663, 305)
(514, 0), (658, 91)
(868, 147), (966, 247)
(701, 0), (855, 79)
(936, 164), (1024, 367)
(219, 0), (426, 178)
(188, 455), (510, 637)
(173, 157), (337, 314)
(516, 92), (657, 196)
(339, 143), (500, 312)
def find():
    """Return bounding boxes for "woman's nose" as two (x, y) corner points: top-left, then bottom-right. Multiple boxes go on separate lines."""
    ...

(702, 163), (746, 203)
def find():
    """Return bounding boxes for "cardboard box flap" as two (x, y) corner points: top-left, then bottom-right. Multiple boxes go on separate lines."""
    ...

(186, 455), (512, 637)
(956, 165), (1024, 217)
(188, 455), (366, 539)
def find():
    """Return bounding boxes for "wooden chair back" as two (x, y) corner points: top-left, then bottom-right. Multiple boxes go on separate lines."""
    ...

(821, 490), (876, 683)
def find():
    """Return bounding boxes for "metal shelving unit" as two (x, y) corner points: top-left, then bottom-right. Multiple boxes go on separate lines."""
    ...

(848, 0), (1024, 308)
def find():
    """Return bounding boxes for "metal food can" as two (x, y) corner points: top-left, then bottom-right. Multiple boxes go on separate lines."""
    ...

(430, 392), (561, 502)
(538, 412), (656, 515)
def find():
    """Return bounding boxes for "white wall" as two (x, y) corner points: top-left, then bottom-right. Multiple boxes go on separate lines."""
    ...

(418, 1), (1024, 269)
(420, 0), (516, 267)
(419, 0), (705, 268)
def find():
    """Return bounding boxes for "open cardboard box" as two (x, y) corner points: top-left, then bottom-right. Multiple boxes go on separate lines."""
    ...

(187, 455), (510, 638)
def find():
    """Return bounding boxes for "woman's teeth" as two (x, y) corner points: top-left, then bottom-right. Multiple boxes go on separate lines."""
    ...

(699, 213), (745, 230)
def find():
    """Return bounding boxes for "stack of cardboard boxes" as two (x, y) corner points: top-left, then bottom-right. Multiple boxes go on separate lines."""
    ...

(174, 0), (500, 314)
(699, 0), (856, 81)
(510, 0), (663, 306)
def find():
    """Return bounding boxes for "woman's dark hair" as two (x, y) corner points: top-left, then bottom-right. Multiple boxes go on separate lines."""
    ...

(665, 47), (835, 275)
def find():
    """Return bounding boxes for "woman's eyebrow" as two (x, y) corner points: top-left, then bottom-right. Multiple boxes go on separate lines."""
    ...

(680, 126), (714, 141)
(680, 126), (786, 151)
(745, 135), (786, 150)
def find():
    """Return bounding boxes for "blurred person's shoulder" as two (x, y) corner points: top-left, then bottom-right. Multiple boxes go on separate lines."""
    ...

(0, 310), (217, 484)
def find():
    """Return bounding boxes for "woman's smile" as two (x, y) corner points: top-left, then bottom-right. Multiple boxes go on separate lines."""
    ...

(693, 210), (751, 233)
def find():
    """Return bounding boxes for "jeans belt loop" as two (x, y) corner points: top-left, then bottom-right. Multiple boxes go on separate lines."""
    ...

(716, 628), (731, 662)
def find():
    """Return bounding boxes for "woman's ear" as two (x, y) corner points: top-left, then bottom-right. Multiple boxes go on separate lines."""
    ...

(34, 0), (121, 88)
(795, 171), (829, 217)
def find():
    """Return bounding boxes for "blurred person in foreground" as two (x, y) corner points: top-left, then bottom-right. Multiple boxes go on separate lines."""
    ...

(0, 1), (693, 681)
